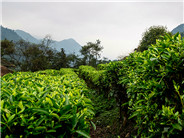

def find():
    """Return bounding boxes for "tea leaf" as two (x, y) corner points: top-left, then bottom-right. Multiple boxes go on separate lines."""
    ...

(76, 130), (90, 138)
(8, 114), (16, 123)
(172, 123), (182, 131)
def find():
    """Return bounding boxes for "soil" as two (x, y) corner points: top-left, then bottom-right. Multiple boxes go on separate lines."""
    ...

(1, 65), (13, 76)
(90, 120), (137, 138)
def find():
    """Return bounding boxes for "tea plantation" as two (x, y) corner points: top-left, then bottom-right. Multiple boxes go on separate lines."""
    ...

(1, 69), (94, 137)
(1, 33), (184, 137)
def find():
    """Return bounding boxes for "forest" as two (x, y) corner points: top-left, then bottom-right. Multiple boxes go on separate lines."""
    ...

(1, 26), (184, 137)
(1, 36), (109, 72)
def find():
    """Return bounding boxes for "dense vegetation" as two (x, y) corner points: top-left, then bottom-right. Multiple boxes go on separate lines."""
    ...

(120, 33), (184, 137)
(136, 26), (171, 52)
(1, 25), (184, 137)
(1, 38), (109, 72)
(78, 33), (184, 137)
(1, 69), (95, 137)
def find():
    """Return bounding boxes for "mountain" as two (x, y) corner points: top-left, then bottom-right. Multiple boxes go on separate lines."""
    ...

(14, 30), (82, 54)
(15, 29), (40, 44)
(1, 26), (82, 55)
(1, 26), (22, 41)
(51, 38), (81, 55)
(171, 23), (184, 34)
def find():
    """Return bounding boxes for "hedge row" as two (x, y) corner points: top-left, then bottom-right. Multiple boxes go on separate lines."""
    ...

(78, 33), (184, 137)
(78, 66), (109, 96)
(1, 69), (94, 138)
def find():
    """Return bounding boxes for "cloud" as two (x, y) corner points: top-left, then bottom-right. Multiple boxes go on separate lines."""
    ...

(2, 1), (183, 59)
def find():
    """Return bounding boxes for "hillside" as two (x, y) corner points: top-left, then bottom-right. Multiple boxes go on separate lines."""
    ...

(1, 26), (22, 42)
(52, 38), (81, 55)
(171, 23), (184, 34)
(1, 33), (183, 137)
(1, 26), (82, 54)
(15, 29), (40, 44)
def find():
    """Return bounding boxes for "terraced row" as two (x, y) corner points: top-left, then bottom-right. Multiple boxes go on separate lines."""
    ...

(1, 69), (94, 138)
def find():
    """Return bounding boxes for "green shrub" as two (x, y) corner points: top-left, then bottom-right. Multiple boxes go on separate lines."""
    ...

(1, 69), (94, 137)
(79, 33), (184, 137)
(97, 63), (108, 70)
(78, 66), (109, 96)
(78, 63), (129, 128)
(119, 33), (184, 137)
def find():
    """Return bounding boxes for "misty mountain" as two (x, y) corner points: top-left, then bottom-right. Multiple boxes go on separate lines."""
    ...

(14, 29), (81, 54)
(15, 29), (40, 44)
(171, 23), (184, 34)
(1, 26), (22, 42)
(1, 26), (82, 55)
(51, 38), (81, 55)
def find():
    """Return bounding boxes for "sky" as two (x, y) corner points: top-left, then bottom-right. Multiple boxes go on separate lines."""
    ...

(1, 0), (183, 60)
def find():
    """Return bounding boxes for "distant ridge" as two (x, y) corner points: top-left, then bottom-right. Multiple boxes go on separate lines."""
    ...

(52, 38), (81, 55)
(1, 26), (22, 41)
(171, 23), (184, 34)
(15, 29), (40, 44)
(1, 26), (82, 55)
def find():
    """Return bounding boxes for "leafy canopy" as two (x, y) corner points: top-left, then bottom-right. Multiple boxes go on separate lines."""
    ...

(137, 25), (171, 52)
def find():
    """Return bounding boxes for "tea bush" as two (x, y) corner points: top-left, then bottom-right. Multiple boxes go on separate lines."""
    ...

(1, 69), (94, 137)
(78, 63), (129, 128)
(78, 33), (184, 137)
(97, 63), (108, 70)
(120, 33), (184, 137)
(78, 66), (109, 96)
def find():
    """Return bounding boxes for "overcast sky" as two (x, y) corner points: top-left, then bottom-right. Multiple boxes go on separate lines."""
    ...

(1, 0), (183, 60)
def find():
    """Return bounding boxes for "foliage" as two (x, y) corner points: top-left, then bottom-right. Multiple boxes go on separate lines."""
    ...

(52, 48), (69, 69)
(78, 66), (121, 136)
(78, 66), (109, 96)
(181, 32), (184, 38)
(20, 43), (51, 71)
(1, 39), (107, 71)
(1, 39), (72, 71)
(97, 63), (108, 70)
(78, 64), (128, 130)
(137, 25), (171, 52)
(78, 33), (184, 137)
(80, 40), (103, 67)
(121, 33), (184, 137)
(1, 39), (15, 57)
(1, 69), (94, 137)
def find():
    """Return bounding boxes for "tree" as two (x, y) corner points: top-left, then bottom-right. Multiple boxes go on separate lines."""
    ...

(20, 44), (49, 71)
(1, 38), (71, 71)
(67, 53), (80, 68)
(137, 26), (171, 52)
(1, 39), (15, 57)
(180, 32), (184, 38)
(80, 40), (103, 66)
(1, 39), (56, 71)
(53, 48), (68, 69)
(90, 40), (103, 61)
(2, 36), (106, 71)
(98, 57), (111, 64)
(41, 34), (53, 47)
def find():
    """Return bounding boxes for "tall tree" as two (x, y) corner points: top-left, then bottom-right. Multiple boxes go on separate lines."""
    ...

(91, 40), (103, 61)
(80, 40), (103, 66)
(67, 53), (80, 68)
(41, 34), (53, 47)
(1, 39), (15, 57)
(180, 32), (184, 38)
(20, 44), (49, 71)
(1, 39), (56, 71)
(53, 48), (68, 69)
(137, 26), (171, 52)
